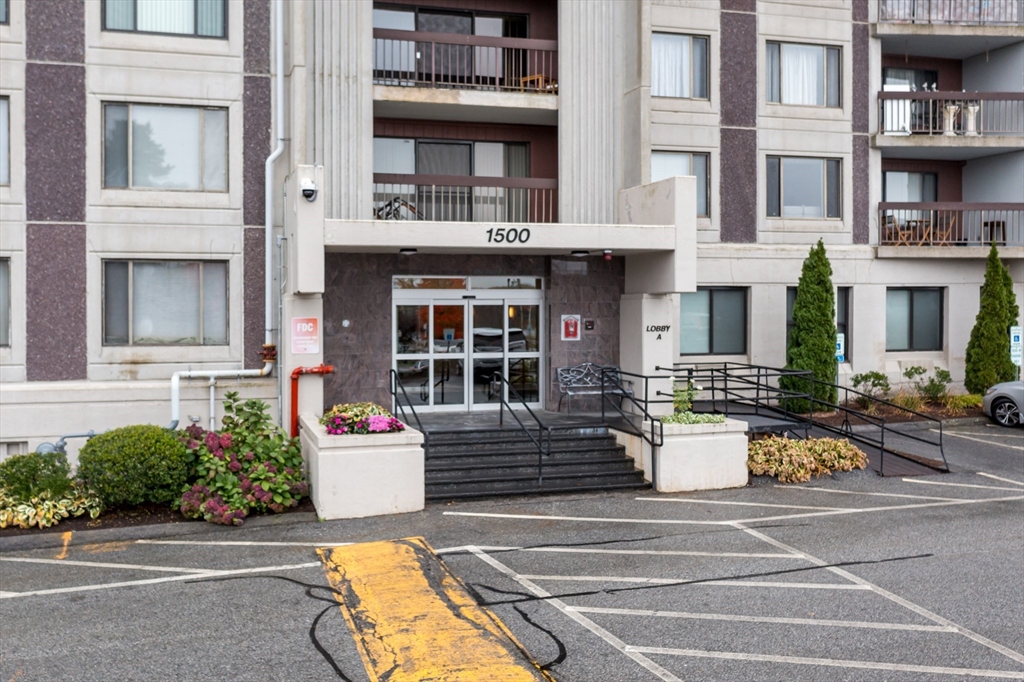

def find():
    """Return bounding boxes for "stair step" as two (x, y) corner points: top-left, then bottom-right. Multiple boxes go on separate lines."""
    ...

(426, 453), (631, 471)
(426, 442), (625, 460)
(426, 460), (638, 482)
(426, 475), (650, 500)
(426, 427), (609, 444)
(428, 435), (619, 454)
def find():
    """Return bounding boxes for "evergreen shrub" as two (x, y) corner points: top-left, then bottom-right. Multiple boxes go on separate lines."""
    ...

(78, 425), (189, 507)
(965, 245), (1019, 394)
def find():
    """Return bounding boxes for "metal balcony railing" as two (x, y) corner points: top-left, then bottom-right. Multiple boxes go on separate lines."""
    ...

(878, 203), (1024, 246)
(878, 92), (1024, 136)
(878, 0), (1023, 24)
(373, 29), (558, 93)
(373, 174), (558, 223)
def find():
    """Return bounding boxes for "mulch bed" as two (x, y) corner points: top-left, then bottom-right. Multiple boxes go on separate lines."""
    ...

(807, 404), (986, 427)
(0, 496), (316, 538)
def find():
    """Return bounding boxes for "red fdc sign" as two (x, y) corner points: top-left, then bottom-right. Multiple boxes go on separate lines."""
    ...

(292, 317), (320, 355)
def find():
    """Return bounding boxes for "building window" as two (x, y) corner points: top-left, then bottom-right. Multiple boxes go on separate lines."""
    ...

(0, 258), (9, 347)
(652, 33), (708, 99)
(0, 0), (7, 25)
(651, 151), (709, 217)
(0, 97), (8, 186)
(883, 67), (938, 91)
(103, 103), (227, 191)
(767, 42), (841, 108)
(680, 287), (746, 355)
(837, 286), (851, 361)
(103, 0), (226, 38)
(886, 288), (942, 352)
(103, 260), (228, 346)
(767, 156), (841, 219)
(786, 285), (797, 347)
(883, 171), (937, 202)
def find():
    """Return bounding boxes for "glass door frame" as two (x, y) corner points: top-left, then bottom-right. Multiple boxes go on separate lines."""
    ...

(392, 287), (544, 412)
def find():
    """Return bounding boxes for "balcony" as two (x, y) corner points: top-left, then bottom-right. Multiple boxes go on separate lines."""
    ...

(876, 92), (1023, 158)
(878, 202), (1024, 255)
(878, 0), (1023, 24)
(373, 174), (558, 223)
(372, 30), (558, 93)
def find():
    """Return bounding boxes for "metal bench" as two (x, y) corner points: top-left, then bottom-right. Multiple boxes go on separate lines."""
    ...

(556, 363), (633, 414)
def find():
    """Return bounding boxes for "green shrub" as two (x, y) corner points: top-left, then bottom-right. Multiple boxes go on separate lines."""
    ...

(748, 437), (867, 484)
(179, 392), (307, 526)
(0, 484), (102, 529)
(850, 371), (891, 410)
(662, 412), (726, 425)
(890, 390), (924, 412)
(0, 451), (74, 501)
(941, 392), (983, 415)
(965, 245), (1019, 394)
(902, 365), (927, 383)
(919, 368), (952, 403)
(779, 240), (838, 413)
(78, 425), (189, 507)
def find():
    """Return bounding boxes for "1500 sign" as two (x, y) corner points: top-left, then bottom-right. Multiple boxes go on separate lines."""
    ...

(486, 228), (531, 244)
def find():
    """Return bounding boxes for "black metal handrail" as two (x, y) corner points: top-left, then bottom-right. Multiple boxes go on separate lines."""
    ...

(667, 362), (949, 474)
(493, 372), (552, 485)
(389, 369), (429, 457)
(600, 367), (665, 489)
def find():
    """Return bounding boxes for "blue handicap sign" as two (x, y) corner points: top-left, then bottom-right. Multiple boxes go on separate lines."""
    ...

(837, 355), (845, 363)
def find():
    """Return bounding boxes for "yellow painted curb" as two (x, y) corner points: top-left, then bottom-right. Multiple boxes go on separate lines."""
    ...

(318, 537), (555, 682)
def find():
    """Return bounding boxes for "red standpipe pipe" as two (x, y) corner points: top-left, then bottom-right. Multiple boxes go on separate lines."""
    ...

(291, 364), (335, 438)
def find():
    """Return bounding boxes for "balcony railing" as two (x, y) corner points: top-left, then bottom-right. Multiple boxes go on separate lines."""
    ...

(879, 0), (1023, 24)
(373, 174), (558, 223)
(879, 92), (1024, 136)
(878, 203), (1024, 246)
(372, 29), (558, 93)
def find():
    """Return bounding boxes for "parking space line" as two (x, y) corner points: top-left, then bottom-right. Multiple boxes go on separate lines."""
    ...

(778, 486), (959, 501)
(519, 575), (870, 590)
(519, 547), (801, 559)
(0, 562), (320, 599)
(0, 557), (210, 574)
(568, 605), (957, 632)
(443, 511), (725, 525)
(901, 479), (1024, 492)
(733, 495), (1024, 524)
(136, 540), (354, 547)
(636, 497), (850, 511)
(934, 430), (1024, 451)
(625, 645), (1024, 679)
(978, 472), (1024, 487)
(735, 524), (1024, 666)
(469, 547), (685, 682)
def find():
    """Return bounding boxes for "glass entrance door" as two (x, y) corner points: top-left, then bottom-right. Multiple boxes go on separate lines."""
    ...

(393, 294), (542, 411)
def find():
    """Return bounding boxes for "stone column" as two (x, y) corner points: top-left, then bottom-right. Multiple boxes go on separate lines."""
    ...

(619, 294), (676, 417)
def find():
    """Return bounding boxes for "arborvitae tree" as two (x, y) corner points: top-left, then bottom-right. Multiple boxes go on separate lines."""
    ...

(964, 245), (1016, 394)
(780, 240), (838, 412)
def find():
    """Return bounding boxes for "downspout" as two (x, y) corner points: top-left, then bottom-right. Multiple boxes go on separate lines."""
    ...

(168, 0), (284, 430)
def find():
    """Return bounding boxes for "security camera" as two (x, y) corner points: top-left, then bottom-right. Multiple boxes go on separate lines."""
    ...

(300, 177), (318, 202)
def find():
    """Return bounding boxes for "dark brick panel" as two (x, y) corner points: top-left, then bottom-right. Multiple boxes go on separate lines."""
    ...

(720, 11), (757, 129)
(720, 0), (756, 12)
(322, 254), (551, 408)
(719, 128), (758, 244)
(244, 227), (266, 369)
(244, 0), (271, 74)
(26, 224), (87, 381)
(852, 0), (869, 22)
(26, 0), (84, 63)
(243, 76), (272, 227)
(852, 23), (871, 134)
(25, 63), (86, 223)
(853, 134), (870, 245)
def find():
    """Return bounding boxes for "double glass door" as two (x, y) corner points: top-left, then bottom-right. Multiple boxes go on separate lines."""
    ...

(394, 297), (542, 410)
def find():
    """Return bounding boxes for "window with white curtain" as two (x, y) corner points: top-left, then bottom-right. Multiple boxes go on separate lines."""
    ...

(767, 42), (841, 107)
(103, 260), (228, 346)
(104, 0), (226, 37)
(652, 33), (708, 99)
(104, 103), (227, 191)
(0, 97), (9, 186)
(883, 171), (938, 202)
(767, 156), (842, 219)
(650, 151), (709, 217)
(0, 258), (9, 348)
(886, 288), (942, 352)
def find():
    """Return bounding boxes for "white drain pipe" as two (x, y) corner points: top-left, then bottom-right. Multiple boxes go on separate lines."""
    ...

(168, 0), (284, 430)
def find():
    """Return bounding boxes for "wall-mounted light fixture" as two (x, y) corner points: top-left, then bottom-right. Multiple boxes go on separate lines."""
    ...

(571, 250), (589, 257)
(603, 249), (613, 261)
(398, 248), (418, 255)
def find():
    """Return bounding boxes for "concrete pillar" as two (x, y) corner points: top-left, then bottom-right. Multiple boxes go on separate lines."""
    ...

(620, 294), (676, 416)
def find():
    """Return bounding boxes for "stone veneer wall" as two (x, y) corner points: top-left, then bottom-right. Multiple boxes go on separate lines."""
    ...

(321, 254), (623, 412)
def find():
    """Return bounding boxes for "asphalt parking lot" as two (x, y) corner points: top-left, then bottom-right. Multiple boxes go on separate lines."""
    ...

(1, 423), (1021, 681)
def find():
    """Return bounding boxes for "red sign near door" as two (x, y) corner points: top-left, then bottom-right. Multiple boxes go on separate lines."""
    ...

(292, 317), (320, 355)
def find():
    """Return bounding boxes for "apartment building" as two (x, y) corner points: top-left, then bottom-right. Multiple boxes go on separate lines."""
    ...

(0, 0), (1021, 456)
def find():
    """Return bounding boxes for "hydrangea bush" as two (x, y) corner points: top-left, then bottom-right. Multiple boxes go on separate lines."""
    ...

(178, 392), (308, 526)
(320, 403), (405, 435)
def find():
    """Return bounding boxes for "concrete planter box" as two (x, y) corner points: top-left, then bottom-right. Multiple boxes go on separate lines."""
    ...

(299, 414), (425, 520)
(614, 418), (749, 492)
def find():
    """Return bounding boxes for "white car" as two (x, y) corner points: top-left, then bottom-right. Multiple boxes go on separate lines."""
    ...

(983, 380), (1024, 427)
